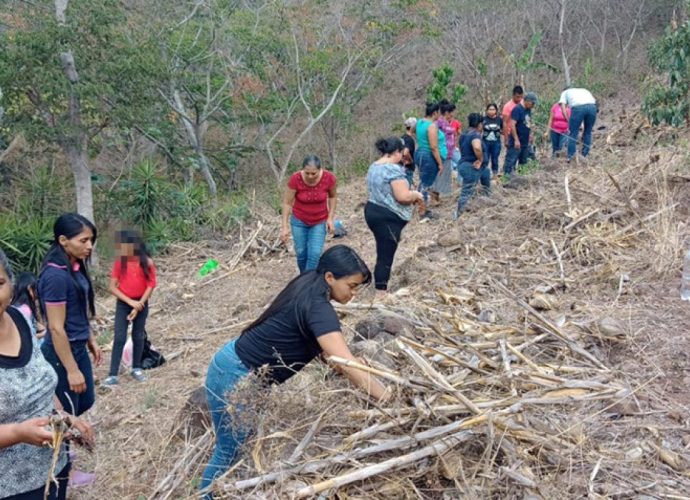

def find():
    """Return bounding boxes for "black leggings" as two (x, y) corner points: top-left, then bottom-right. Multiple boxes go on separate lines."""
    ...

(109, 298), (149, 376)
(364, 202), (408, 290)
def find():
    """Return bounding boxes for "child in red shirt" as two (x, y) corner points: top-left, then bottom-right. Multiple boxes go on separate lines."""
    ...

(103, 230), (157, 385)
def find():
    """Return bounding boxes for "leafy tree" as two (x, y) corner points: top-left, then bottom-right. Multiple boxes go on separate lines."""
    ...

(427, 63), (467, 104)
(643, 3), (690, 127)
(0, 0), (158, 223)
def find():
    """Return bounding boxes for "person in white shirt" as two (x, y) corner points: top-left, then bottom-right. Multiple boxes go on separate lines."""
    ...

(559, 86), (597, 161)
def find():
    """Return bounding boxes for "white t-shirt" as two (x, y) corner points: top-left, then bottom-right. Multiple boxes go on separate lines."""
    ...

(559, 88), (596, 107)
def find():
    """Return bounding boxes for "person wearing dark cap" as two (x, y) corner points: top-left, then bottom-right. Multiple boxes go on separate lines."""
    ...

(503, 91), (537, 177)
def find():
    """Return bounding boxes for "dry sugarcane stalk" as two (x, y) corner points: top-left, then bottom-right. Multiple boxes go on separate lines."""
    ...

(396, 340), (482, 415)
(228, 415), (488, 492)
(492, 279), (608, 370)
(286, 414), (323, 465)
(44, 413), (71, 499)
(399, 336), (489, 376)
(505, 341), (547, 374)
(499, 339), (518, 397)
(345, 417), (411, 444)
(152, 431), (213, 500)
(550, 238), (566, 287)
(294, 430), (476, 498)
(564, 173), (573, 216)
(326, 355), (431, 391)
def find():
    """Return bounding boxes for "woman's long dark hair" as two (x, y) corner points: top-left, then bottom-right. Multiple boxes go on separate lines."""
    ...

(11, 272), (39, 321)
(115, 229), (152, 281)
(242, 245), (371, 348)
(40, 213), (97, 318)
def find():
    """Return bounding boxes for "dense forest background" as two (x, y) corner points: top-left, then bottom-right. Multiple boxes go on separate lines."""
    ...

(0, 0), (685, 270)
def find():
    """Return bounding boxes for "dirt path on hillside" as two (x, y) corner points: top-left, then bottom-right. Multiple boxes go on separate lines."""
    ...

(73, 123), (690, 499)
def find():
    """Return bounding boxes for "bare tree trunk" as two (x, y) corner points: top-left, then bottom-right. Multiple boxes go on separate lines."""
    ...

(196, 149), (218, 200)
(64, 140), (95, 223)
(171, 88), (218, 199)
(558, 0), (572, 86)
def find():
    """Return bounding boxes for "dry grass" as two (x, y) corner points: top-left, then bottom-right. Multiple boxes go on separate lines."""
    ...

(74, 120), (690, 499)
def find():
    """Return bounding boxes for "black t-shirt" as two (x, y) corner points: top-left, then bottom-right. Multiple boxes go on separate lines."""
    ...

(235, 297), (341, 384)
(401, 134), (416, 170)
(460, 130), (483, 163)
(509, 104), (531, 147)
(482, 116), (503, 142)
(0, 307), (32, 369)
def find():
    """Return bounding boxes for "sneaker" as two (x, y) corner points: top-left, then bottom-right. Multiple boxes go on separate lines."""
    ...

(131, 369), (147, 382)
(102, 376), (118, 386)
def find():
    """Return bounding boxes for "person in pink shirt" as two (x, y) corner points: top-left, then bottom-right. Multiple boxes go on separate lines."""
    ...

(544, 101), (570, 157)
(430, 100), (457, 199)
(502, 85), (524, 142)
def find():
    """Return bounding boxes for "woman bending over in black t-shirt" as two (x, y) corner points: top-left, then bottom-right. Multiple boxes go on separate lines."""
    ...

(200, 245), (390, 493)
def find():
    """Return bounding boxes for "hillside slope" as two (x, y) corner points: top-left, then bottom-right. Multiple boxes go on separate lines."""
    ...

(75, 117), (690, 499)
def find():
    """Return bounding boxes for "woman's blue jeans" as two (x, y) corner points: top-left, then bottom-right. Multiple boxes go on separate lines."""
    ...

(483, 140), (501, 174)
(41, 340), (95, 416)
(567, 103), (597, 159)
(200, 338), (250, 494)
(290, 215), (327, 273)
(550, 131), (566, 156)
(456, 162), (491, 213)
(414, 149), (440, 205)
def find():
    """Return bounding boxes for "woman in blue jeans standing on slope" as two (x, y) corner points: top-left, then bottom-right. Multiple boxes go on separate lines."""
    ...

(38, 213), (102, 486)
(280, 155), (338, 273)
(200, 245), (390, 495)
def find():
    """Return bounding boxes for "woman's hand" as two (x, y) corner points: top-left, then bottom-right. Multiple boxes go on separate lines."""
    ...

(65, 416), (95, 449)
(127, 308), (139, 322)
(280, 227), (290, 245)
(437, 163), (444, 173)
(68, 369), (86, 393)
(514, 140), (521, 150)
(473, 160), (482, 170)
(326, 218), (335, 235)
(129, 300), (145, 312)
(87, 337), (102, 367)
(13, 418), (54, 447)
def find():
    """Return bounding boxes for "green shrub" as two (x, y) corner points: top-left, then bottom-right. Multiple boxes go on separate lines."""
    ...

(0, 216), (53, 273)
(643, 4), (690, 127)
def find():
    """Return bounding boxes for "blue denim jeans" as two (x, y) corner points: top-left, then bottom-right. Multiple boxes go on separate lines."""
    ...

(456, 162), (491, 213)
(200, 338), (251, 494)
(567, 103), (597, 159)
(503, 143), (530, 176)
(484, 140), (501, 174)
(290, 214), (327, 273)
(550, 131), (566, 156)
(41, 340), (95, 416)
(414, 149), (440, 204)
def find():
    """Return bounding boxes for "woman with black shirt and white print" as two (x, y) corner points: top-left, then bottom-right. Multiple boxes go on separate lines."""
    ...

(482, 103), (503, 176)
(200, 245), (390, 493)
(0, 249), (94, 500)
